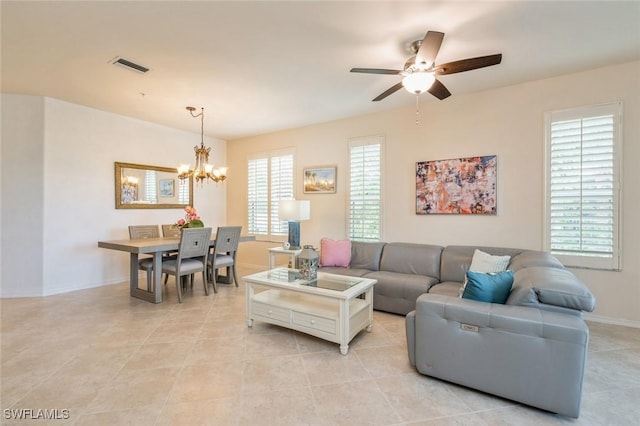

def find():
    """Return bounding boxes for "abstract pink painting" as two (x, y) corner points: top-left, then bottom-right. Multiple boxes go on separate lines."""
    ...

(416, 155), (497, 215)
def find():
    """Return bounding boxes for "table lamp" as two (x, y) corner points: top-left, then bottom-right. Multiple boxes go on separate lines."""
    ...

(278, 200), (310, 249)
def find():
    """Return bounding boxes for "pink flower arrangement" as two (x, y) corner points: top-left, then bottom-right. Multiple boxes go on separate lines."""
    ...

(175, 205), (204, 229)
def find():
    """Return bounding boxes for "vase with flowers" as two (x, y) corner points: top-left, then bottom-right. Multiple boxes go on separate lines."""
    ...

(175, 205), (204, 229)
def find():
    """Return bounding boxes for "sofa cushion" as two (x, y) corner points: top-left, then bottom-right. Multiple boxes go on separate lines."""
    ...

(379, 243), (443, 278)
(462, 270), (514, 304)
(458, 249), (512, 296)
(320, 238), (351, 267)
(507, 267), (596, 312)
(469, 249), (511, 274)
(350, 241), (386, 271)
(440, 246), (525, 283)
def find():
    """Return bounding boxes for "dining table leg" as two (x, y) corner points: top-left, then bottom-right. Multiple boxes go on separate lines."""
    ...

(129, 253), (139, 296)
(129, 252), (163, 304)
(151, 252), (163, 303)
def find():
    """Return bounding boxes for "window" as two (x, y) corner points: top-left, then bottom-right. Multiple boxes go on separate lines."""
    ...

(144, 170), (157, 203)
(348, 135), (384, 241)
(177, 179), (189, 204)
(247, 149), (294, 239)
(544, 102), (622, 270)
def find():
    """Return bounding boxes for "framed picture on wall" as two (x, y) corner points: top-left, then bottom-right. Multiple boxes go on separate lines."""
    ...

(416, 155), (497, 215)
(159, 179), (175, 198)
(303, 166), (337, 194)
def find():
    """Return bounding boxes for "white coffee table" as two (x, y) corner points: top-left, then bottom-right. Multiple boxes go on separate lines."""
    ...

(244, 268), (377, 355)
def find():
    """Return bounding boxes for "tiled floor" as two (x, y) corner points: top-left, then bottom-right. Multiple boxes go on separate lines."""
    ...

(2, 267), (639, 425)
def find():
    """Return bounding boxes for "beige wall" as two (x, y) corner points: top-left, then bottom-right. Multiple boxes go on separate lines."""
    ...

(227, 61), (640, 326)
(1, 96), (228, 296)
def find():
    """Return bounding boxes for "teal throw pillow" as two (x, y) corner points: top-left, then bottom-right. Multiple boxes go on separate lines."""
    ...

(462, 270), (514, 304)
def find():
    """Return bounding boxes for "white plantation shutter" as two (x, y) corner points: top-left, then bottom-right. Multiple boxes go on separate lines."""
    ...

(247, 149), (294, 238)
(248, 157), (268, 235)
(144, 170), (157, 203)
(545, 102), (621, 270)
(270, 153), (294, 235)
(177, 179), (189, 204)
(349, 136), (384, 241)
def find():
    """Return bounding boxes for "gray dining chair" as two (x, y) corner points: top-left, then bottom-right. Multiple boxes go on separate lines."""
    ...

(162, 227), (212, 303)
(161, 224), (182, 284)
(162, 224), (182, 238)
(207, 226), (242, 293)
(128, 225), (161, 289)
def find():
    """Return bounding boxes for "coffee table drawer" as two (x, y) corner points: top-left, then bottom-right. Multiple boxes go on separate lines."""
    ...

(292, 311), (336, 334)
(253, 301), (290, 323)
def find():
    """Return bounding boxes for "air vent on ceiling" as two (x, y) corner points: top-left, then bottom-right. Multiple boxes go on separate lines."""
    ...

(111, 57), (149, 73)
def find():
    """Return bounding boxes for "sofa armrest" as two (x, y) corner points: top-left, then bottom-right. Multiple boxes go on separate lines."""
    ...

(507, 267), (596, 312)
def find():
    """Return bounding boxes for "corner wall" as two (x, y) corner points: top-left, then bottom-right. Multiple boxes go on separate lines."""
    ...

(1, 95), (45, 296)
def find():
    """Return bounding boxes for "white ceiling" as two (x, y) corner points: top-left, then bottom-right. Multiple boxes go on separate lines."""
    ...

(2, 1), (639, 140)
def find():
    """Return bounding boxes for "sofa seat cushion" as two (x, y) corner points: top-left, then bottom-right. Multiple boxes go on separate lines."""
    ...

(427, 281), (462, 298)
(366, 270), (439, 315)
(507, 267), (596, 312)
(318, 266), (371, 277)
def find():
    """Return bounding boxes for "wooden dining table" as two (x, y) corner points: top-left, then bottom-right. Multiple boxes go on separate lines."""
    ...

(98, 234), (255, 303)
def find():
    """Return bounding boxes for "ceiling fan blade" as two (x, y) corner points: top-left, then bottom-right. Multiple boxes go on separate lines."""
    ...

(350, 68), (401, 75)
(372, 82), (404, 102)
(434, 54), (502, 75)
(415, 31), (444, 65)
(428, 78), (451, 100)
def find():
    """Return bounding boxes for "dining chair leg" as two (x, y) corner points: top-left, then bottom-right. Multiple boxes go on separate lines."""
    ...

(210, 270), (218, 294)
(201, 271), (208, 295)
(232, 265), (239, 287)
(203, 270), (210, 296)
(176, 276), (183, 303)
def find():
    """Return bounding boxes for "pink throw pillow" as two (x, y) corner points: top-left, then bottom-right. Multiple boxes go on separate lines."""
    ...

(320, 238), (351, 268)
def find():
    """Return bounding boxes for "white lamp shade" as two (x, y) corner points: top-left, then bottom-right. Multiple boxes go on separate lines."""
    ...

(402, 72), (436, 94)
(278, 199), (310, 221)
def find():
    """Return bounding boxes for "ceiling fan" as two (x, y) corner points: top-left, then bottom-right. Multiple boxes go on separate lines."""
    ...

(351, 30), (502, 101)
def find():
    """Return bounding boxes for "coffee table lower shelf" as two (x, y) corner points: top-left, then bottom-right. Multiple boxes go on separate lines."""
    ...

(247, 289), (372, 355)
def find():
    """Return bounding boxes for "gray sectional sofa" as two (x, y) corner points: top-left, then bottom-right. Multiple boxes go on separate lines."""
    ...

(320, 241), (596, 418)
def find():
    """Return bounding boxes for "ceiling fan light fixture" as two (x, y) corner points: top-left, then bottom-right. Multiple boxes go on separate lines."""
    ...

(402, 72), (435, 94)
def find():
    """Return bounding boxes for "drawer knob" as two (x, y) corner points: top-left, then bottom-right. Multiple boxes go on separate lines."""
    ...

(268, 310), (273, 315)
(310, 320), (315, 324)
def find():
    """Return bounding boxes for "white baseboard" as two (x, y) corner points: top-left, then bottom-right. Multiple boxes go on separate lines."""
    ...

(584, 312), (640, 329)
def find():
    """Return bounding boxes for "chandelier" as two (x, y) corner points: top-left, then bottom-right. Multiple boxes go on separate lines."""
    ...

(177, 106), (227, 185)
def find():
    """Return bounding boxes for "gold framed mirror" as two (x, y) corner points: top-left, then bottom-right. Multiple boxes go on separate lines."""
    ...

(115, 162), (193, 209)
